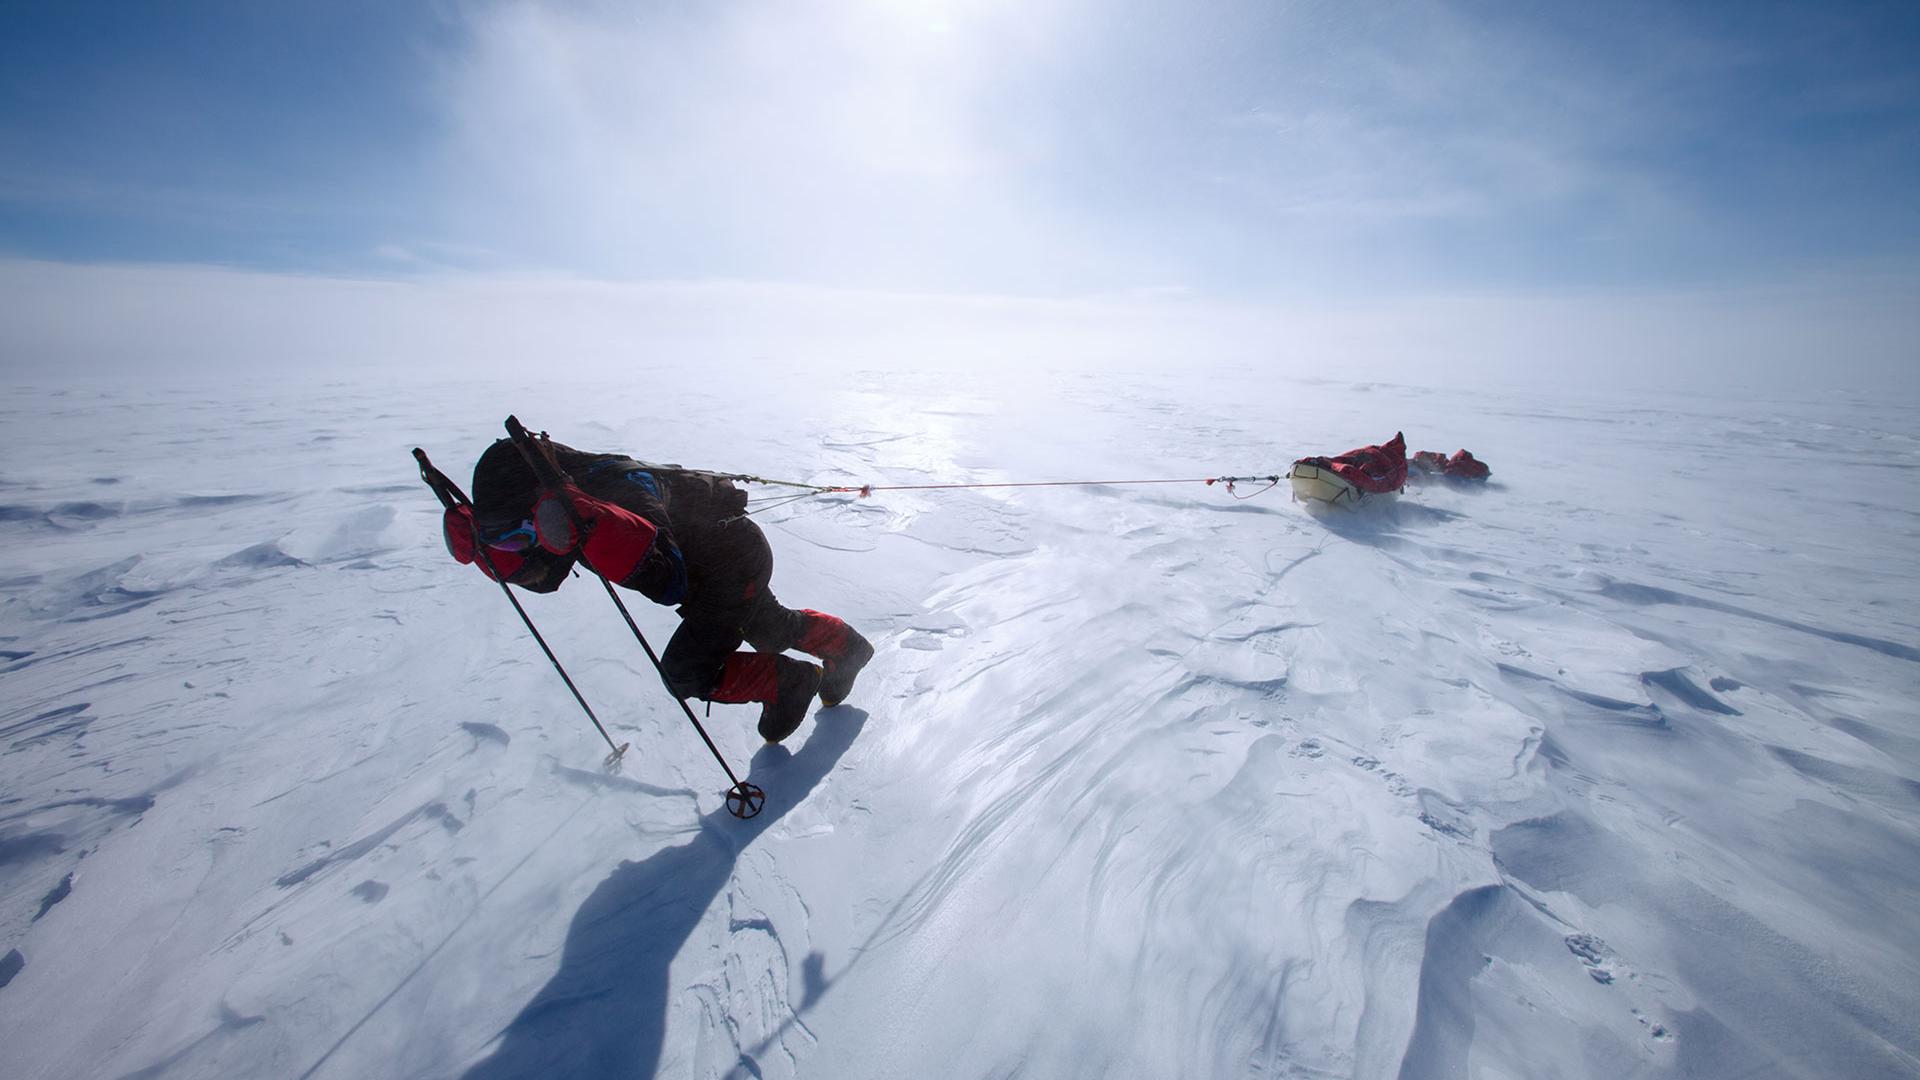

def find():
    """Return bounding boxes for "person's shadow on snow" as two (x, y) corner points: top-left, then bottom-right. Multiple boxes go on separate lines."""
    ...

(462, 708), (867, 1080)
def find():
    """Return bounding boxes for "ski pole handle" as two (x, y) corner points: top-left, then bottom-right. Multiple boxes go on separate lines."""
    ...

(502, 416), (593, 555)
(414, 448), (466, 511)
(503, 416), (572, 491)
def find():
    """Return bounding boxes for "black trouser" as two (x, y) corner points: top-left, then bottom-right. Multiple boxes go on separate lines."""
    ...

(658, 518), (808, 699)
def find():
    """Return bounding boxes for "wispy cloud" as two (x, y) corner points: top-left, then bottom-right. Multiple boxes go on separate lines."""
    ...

(409, 0), (1920, 299)
(424, 0), (1086, 288)
(2, 1), (1915, 384)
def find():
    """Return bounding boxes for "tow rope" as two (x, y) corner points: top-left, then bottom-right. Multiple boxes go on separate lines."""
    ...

(729, 473), (1288, 516)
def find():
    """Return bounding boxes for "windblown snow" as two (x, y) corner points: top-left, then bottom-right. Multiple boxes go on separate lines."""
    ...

(1, 369), (1917, 1079)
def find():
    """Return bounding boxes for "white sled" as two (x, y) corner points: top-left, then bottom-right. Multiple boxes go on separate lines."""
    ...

(1287, 463), (1369, 507)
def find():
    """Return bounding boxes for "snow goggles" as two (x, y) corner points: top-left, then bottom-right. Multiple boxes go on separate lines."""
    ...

(440, 506), (536, 558)
(442, 495), (580, 569)
(483, 519), (539, 552)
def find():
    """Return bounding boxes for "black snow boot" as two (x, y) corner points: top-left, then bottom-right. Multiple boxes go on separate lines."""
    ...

(793, 610), (874, 707)
(818, 628), (873, 708)
(758, 656), (823, 744)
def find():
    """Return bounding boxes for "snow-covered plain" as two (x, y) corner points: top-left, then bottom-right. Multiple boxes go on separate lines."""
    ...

(2, 366), (1917, 1079)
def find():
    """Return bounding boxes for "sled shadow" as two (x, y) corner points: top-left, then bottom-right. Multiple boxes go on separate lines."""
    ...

(462, 708), (867, 1080)
(1306, 497), (1464, 547)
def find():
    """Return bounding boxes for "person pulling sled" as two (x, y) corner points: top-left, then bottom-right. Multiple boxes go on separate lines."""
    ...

(442, 428), (873, 744)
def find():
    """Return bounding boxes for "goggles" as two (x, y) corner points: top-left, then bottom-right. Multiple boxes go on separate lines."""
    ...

(484, 519), (539, 553)
(441, 505), (532, 582)
(442, 496), (582, 580)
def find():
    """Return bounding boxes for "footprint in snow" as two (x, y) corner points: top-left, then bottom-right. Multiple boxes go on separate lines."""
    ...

(1351, 755), (1415, 797)
(33, 873), (72, 920)
(1417, 790), (1476, 840)
(0, 949), (23, 990)
(1565, 933), (1621, 984)
(460, 721), (511, 747)
(422, 803), (464, 834)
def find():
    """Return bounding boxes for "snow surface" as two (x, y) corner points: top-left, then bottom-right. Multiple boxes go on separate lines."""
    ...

(2, 368), (1917, 1079)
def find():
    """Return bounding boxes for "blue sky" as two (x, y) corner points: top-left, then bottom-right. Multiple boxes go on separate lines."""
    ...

(0, 4), (455, 268)
(1, 0), (1917, 381)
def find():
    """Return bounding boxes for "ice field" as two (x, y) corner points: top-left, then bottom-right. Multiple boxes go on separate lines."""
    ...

(2, 366), (1916, 1079)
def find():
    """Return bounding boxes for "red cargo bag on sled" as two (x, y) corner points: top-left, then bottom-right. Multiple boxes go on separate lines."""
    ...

(1412, 448), (1491, 481)
(1288, 432), (1407, 507)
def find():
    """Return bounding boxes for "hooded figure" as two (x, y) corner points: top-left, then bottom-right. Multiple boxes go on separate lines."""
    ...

(454, 437), (872, 744)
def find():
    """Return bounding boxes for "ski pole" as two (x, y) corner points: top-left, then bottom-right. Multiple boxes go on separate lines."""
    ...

(413, 448), (629, 767)
(592, 574), (766, 819)
(501, 416), (766, 819)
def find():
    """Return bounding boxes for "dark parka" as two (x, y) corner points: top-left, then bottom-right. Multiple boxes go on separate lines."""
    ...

(470, 439), (806, 698)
